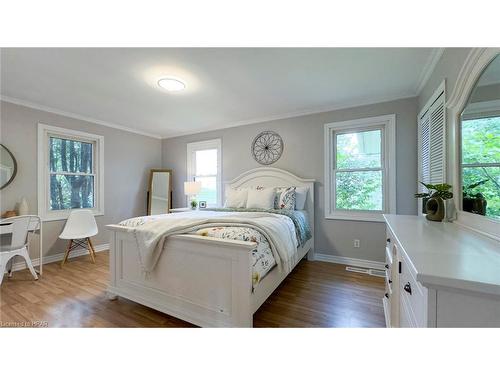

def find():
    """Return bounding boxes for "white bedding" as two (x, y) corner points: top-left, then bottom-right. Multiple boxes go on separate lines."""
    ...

(119, 210), (298, 275)
(195, 226), (276, 286)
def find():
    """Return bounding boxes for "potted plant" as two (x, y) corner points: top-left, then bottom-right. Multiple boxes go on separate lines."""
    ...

(415, 182), (453, 221)
(462, 179), (488, 216)
(190, 199), (198, 210)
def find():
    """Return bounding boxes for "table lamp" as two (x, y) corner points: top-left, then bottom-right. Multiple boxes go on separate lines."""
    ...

(184, 181), (202, 209)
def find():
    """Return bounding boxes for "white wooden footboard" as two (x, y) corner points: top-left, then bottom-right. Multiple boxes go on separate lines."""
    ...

(107, 224), (256, 327)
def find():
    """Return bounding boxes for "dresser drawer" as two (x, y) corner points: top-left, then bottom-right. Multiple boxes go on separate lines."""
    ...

(399, 252), (427, 327)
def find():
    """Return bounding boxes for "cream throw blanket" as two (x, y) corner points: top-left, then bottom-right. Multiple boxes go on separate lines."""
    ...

(119, 211), (298, 275)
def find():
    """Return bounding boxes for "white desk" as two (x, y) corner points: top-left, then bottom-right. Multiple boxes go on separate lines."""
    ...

(0, 219), (43, 275)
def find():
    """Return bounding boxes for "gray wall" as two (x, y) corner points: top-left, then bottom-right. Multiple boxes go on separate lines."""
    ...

(162, 97), (418, 262)
(0, 100), (162, 259)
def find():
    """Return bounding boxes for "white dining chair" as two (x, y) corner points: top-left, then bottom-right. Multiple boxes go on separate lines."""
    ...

(59, 210), (98, 266)
(0, 215), (40, 285)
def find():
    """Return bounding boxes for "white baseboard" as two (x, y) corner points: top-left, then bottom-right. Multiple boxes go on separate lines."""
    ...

(5, 243), (109, 273)
(314, 253), (385, 271)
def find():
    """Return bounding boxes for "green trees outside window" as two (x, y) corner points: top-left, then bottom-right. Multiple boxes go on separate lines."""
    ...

(49, 137), (95, 210)
(461, 116), (500, 219)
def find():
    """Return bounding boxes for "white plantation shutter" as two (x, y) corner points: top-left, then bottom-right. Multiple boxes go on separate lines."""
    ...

(419, 90), (446, 187)
(420, 114), (431, 184)
(429, 96), (445, 183)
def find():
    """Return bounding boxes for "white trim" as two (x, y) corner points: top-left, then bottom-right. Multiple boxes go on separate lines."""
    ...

(2, 91), (416, 141)
(324, 212), (386, 222)
(186, 139), (222, 207)
(4, 243), (109, 274)
(418, 80), (446, 120)
(37, 123), (105, 221)
(161, 93), (416, 139)
(1, 96), (162, 139)
(447, 48), (500, 239)
(324, 114), (396, 221)
(447, 48), (500, 111)
(314, 253), (385, 271)
(415, 48), (445, 95)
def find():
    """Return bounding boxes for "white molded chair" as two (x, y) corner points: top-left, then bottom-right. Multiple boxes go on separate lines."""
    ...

(59, 210), (98, 266)
(0, 215), (40, 285)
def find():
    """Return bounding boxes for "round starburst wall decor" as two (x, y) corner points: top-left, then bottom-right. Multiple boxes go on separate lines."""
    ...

(251, 131), (284, 165)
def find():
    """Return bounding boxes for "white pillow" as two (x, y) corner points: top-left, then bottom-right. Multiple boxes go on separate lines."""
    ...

(246, 188), (275, 209)
(295, 187), (309, 210)
(224, 188), (248, 208)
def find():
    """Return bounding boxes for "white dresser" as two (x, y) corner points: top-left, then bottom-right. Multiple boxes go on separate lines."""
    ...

(383, 214), (500, 328)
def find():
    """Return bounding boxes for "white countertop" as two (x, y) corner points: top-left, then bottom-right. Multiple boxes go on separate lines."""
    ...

(384, 215), (500, 296)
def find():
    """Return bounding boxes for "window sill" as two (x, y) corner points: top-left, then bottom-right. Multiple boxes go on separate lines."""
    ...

(40, 210), (104, 222)
(325, 213), (386, 223)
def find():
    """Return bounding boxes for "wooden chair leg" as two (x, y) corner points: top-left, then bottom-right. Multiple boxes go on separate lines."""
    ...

(87, 237), (96, 263)
(61, 239), (73, 267)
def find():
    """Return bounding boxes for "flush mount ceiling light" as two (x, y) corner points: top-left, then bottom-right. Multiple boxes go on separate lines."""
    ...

(158, 77), (186, 92)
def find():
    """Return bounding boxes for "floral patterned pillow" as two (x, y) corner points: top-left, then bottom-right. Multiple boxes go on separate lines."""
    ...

(275, 187), (296, 210)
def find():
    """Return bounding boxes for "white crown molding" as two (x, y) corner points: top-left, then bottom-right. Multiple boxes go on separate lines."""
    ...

(0, 95), (163, 139)
(415, 48), (445, 95)
(3, 90), (417, 141)
(162, 92), (416, 139)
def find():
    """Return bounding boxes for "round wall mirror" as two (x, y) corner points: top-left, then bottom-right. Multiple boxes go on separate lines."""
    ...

(460, 54), (500, 221)
(0, 144), (18, 190)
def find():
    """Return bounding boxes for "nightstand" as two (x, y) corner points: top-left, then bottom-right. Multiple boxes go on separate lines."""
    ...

(169, 207), (193, 213)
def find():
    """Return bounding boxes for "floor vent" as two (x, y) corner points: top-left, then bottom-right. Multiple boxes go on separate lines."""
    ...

(346, 266), (385, 278)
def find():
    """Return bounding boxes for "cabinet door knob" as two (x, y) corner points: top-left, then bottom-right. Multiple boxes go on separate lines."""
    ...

(385, 293), (389, 298)
(386, 238), (391, 243)
(388, 279), (392, 284)
(385, 264), (389, 269)
(404, 282), (412, 295)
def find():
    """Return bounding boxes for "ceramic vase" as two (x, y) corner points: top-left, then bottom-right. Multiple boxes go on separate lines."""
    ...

(425, 196), (445, 222)
(18, 197), (29, 216)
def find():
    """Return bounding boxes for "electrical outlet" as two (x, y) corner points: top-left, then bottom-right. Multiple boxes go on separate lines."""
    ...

(353, 239), (360, 248)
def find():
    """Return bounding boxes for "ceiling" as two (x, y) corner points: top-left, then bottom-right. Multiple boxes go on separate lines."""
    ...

(1, 48), (439, 138)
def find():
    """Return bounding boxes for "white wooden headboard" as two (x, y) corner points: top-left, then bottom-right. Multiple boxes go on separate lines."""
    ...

(225, 167), (315, 256)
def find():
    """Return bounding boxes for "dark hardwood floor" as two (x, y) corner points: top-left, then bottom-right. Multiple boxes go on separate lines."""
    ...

(0, 251), (385, 328)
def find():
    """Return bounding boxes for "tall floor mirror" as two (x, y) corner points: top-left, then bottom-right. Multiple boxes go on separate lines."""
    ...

(147, 169), (172, 215)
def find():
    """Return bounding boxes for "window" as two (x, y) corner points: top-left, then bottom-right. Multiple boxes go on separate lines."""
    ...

(38, 124), (104, 221)
(187, 139), (222, 207)
(324, 115), (396, 221)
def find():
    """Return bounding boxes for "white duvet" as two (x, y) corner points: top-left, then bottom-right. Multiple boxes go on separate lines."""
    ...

(119, 210), (298, 275)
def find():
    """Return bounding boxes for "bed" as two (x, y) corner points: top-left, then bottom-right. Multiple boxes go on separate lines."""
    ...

(106, 167), (315, 327)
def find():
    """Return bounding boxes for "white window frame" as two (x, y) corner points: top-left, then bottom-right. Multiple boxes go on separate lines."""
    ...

(37, 123), (104, 221)
(186, 139), (222, 207)
(324, 114), (396, 222)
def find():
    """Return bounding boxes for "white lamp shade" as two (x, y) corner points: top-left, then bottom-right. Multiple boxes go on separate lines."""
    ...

(184, 181), (202, 195)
